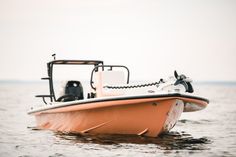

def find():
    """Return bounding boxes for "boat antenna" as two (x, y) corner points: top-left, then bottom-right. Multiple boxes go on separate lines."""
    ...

(52, 53), (56, 60)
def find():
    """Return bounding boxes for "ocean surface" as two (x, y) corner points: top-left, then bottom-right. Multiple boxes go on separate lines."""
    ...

(0, 82), (236, 157)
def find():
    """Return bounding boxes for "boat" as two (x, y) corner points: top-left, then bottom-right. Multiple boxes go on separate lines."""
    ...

(28, 57), (209, 137)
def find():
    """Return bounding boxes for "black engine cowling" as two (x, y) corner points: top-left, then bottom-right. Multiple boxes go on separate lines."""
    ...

(174, 71), (194, 93)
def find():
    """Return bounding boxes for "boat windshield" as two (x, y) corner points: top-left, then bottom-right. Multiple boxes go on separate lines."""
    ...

(36, 60), (103, 103)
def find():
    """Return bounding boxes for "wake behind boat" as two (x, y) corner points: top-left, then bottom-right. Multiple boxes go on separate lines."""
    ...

(28, 57), (209, 137)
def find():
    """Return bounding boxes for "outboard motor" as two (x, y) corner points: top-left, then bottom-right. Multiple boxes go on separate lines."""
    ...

(174, 71), (194, 93)
(57, 81), (84, 102)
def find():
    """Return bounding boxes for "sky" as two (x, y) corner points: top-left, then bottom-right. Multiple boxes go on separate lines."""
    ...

(0, 0), (236, 81)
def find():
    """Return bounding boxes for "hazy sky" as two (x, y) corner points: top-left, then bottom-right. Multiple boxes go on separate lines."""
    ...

(0, 0), (236, 81)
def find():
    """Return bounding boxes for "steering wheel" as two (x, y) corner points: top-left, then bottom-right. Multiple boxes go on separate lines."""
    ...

(57, 94), (76, 102)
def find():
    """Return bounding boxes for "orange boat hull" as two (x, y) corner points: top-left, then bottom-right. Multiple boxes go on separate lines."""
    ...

(30, 96), (207, 137)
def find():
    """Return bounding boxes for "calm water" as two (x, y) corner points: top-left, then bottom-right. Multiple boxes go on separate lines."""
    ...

(0, 82), (236, 157)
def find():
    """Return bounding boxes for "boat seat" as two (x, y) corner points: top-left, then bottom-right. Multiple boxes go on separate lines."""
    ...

(94, 71), (126, 97)
(58, 80), (84, 102)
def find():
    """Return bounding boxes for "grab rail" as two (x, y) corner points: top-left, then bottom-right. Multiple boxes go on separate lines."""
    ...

(90, 65), (130, 90)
